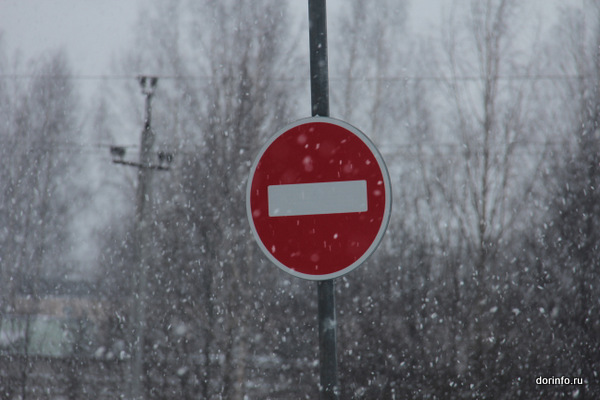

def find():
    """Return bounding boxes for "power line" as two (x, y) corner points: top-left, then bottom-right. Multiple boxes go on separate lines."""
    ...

(0, 74), (144, 81)
(0, 139), (567, 158)
(334, 74), (590, 83)
(0, 73), (592, 82)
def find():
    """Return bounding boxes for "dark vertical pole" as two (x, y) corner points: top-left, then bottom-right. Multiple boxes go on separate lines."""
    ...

(131, 76), (158, 400)
(309, 0), (330, 117)
(317, 280), (339, 399)
(308, 1), (339, 399)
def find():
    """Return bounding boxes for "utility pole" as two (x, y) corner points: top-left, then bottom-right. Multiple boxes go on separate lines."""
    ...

(130, 75), (157, 400)
(109, 76), (170, 400)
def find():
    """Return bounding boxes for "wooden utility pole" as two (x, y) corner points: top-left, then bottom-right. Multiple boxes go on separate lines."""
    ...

(109, 76), (173, 399)
(130, 76), (157, 400)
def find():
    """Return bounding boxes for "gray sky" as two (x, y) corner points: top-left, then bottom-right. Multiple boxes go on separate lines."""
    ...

(0, 0), (141, 75)
(0, 0), (578, 78)
(0, 1), (474, 72)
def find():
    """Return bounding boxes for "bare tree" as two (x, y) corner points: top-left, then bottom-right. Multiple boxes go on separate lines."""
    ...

(96, 1), (306, 398)
(331, 0), (408, 143)
(535, 3), (600, 397)
(408, 0), (552, 391)
(0, 47), (84, 399)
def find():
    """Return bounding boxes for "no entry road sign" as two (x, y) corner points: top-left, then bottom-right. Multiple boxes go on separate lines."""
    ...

(246, 117), (391, 280)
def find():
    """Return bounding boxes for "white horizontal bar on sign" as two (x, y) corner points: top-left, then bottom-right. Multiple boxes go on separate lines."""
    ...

(268, 180), (368, 217)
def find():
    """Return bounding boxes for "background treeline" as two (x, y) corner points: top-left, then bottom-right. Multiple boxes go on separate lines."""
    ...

(1, 0), (599, 398)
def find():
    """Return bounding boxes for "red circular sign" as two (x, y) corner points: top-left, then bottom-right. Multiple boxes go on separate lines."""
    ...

(247, 117), (391, 280)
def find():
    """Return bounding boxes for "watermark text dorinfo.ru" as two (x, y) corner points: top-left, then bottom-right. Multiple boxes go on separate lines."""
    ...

(536, 376), (584, 385)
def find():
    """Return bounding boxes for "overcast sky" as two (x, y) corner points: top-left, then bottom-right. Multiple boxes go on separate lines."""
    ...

(0, 0), (581, 77)
(0, 0), (141, 75)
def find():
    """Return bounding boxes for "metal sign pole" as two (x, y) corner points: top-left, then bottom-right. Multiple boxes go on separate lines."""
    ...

(309, 0), (329, 118)
(308, 1), (339, 398)
(317, 279), (339, 399)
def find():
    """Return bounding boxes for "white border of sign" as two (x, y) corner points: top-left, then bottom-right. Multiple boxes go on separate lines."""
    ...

(246, 116), (392, 280)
